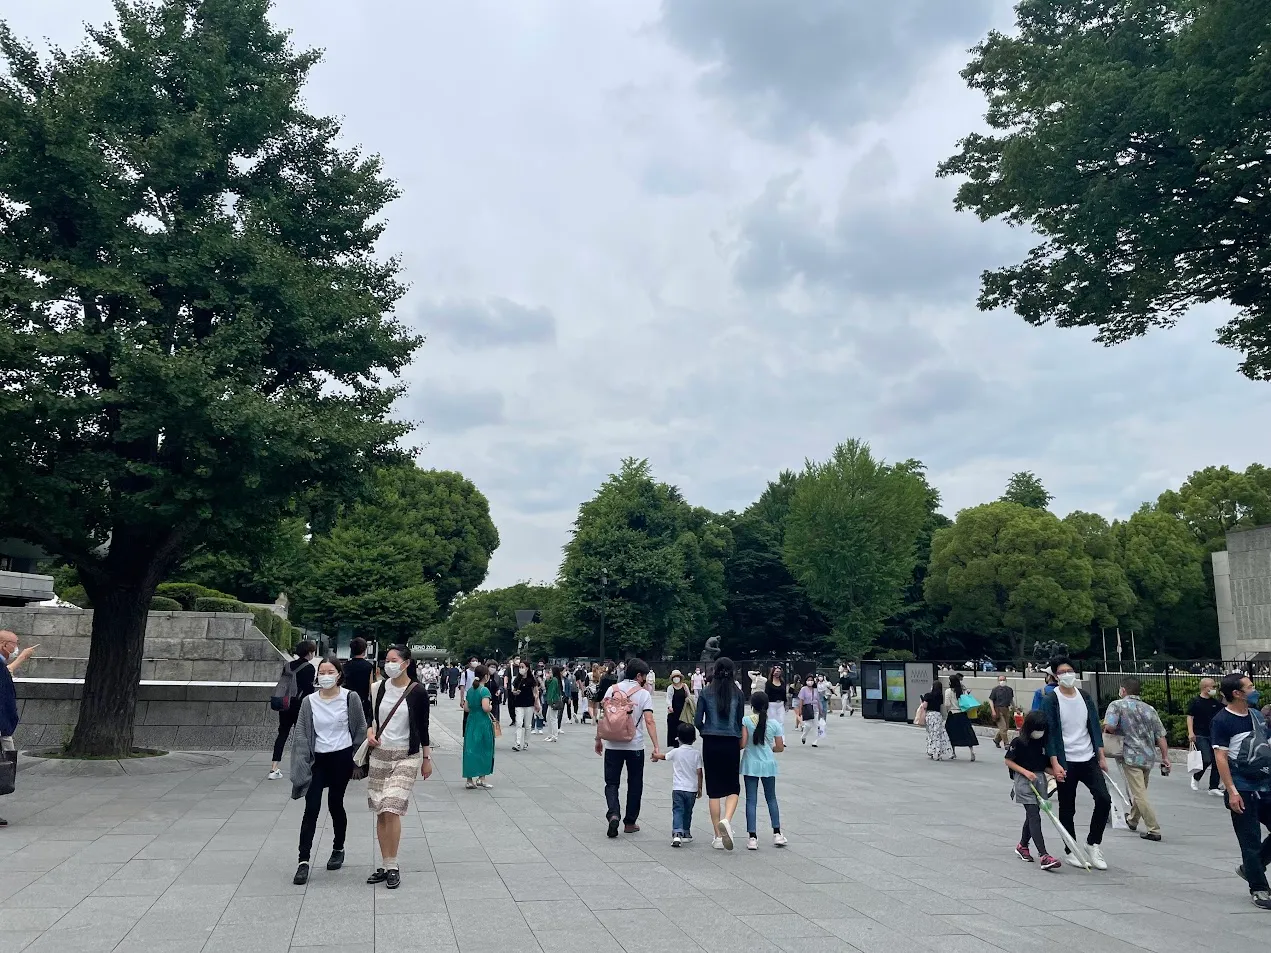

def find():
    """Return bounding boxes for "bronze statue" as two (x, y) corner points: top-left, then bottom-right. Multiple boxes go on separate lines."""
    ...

(700, 635), (721, 663)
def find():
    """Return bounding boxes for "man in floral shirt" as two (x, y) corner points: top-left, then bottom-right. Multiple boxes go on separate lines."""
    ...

(1104, 677), (1172, 841)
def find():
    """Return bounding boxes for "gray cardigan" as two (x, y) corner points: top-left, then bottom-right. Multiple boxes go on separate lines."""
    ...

(289, 689), (368, 800)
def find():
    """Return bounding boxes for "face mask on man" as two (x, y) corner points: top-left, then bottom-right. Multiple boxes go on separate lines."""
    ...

(998, 678), (1007, 686)
(1058, 672), (1079, 689)
(383, 661), (403, 679)
(317, 674), (338, 690)
(1246, 689), (1262, 708)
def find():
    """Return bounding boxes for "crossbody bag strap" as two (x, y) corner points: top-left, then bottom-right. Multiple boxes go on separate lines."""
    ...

(376, 682), (414, 736)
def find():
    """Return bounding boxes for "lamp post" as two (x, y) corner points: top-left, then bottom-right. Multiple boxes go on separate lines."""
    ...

(598, 569), (608, 663)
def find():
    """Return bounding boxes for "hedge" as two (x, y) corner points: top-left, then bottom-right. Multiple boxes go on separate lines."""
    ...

(193, 597), (252, 614)
(149, 596), (184, 611)
(156, 582), (236, 611)
(60, 585), (90, 608)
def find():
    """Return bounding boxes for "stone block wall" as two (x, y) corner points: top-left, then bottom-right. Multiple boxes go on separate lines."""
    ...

(1226, 525), (1271, 656)
(0, 607), (286, 682)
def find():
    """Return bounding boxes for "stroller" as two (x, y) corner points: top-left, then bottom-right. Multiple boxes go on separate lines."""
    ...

(425, 679), (439, 705)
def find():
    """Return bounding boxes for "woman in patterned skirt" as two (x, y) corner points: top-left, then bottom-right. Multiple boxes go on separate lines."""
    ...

(923, 680), (954, 761)
(365, 645), (432, 890)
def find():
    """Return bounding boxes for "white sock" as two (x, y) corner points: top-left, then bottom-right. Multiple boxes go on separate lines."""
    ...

(384, 856), (398, 870)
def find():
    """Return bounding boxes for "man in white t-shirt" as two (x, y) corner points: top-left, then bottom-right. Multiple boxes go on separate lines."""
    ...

(595, 658), (659, 838)
(691, 668), (705, 698)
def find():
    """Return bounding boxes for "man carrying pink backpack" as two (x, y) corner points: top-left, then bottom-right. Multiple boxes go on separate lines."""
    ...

(595, 658), (660, 838)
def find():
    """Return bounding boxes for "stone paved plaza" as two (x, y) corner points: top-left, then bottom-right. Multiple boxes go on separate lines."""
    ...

(1, 702), (1266, 953)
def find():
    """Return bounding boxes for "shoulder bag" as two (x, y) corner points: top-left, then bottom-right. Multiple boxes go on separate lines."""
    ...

(351, 682), (414, 780)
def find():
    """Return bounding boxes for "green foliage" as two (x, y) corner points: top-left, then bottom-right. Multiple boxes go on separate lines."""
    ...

(178, 516), (311, 605)
(0, 0), (419, 755)
(880, 463), (950, 658)
(1063, 511), (1136, 629)
(148, 596), (183, 611)
(1157, 465), (1271, 553)
(939, 0), (1271, 380)
(1001, 472), (1053, 510)
(782, 440), (930, 657)
(559, 459), (731, 659)
(438, 583), (564, 659)
(193, 598), (251, 614)
(926, 502), (1095, 658)
(1115, 505), (1210, 654)
(60, 585), (91, 608)
(155, 582), (236, 611)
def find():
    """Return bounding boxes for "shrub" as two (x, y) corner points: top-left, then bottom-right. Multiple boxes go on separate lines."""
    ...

(148, 596), (184, 611)
(193, 597), (252, 614)
(157, 582), (236, 611)
(60, 585), (91, 608)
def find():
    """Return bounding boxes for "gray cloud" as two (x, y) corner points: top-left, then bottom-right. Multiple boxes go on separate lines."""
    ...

(406, 384), (506, 435)
(658, 0), (996, 141)
(417, 297), (556, 349)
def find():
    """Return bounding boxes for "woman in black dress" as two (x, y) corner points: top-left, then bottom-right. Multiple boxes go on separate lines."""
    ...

(943, 672), (979, 760)
(666, 670), (689, 743)
(693, 656), (745, 849)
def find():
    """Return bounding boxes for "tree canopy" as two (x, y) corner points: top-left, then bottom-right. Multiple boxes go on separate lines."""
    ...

(939, 0), (1271, 380)
(782, 441), (930, 657)
(1001, 471), (1054, 510)
(0, 0), (419, 754)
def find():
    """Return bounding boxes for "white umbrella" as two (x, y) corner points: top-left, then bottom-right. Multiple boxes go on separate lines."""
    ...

(1030, 781), (1092, 870)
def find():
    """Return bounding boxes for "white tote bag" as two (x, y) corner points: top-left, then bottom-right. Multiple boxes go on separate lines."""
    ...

(1186, 747), (1203, 774)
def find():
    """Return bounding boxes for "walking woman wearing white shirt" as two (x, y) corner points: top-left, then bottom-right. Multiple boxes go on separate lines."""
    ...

(365, 645), (433, 890)
(289, 658), (367, 885)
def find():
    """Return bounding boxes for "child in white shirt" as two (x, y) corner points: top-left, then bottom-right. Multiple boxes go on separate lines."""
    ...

(654, 722), (703, 847)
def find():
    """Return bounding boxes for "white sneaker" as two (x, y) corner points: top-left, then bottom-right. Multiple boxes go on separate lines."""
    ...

(711, 837), (725, 850)
(747, 836), (758, 850)
(267, 769), (283, 780)
(672, 834), (682, 848)
(1087, 845), (1107, 870)
(1066, 853), (1088, 869)
(1209, 788), (1226, 797)
(718, 818), (734, 850)
(811, 741), (819, 747)
(773, 833), (788, 847)
(1190, 777), (1199, 791)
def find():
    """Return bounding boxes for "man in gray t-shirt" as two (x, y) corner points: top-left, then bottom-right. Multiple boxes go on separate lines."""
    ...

(989, 676), (1016, 748)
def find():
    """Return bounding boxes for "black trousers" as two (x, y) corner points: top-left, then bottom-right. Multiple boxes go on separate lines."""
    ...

(1020, 803), (1048, 855)
(298, 747), (354, 863)
(604, 749), (645, 825)
(1056, 758), (1111, 847)
(1193, 735), (1220, 789)
(272, 704), (301, 762)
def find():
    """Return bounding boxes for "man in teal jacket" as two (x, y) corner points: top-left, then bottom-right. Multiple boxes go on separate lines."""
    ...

(1041, 657), (1111, 870)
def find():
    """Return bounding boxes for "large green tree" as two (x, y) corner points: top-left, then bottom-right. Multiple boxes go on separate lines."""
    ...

(558, 459), (731, 660)
(1114, 504), (1211, 656)
(438, 583), (565, 660)
(880, 462), (951, 658)
(782, 441), (930, 657)
(939, 0), (1271, 380)
(926, 502), (1095, 659)
(1157, 464), (1271, 552)
(1062, 510), (1136, 650)
(1001, 471), (1053, 510)
(0, 1), (418, 754)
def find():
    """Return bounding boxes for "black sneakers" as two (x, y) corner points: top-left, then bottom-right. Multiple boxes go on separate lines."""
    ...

(326, 849), (345, 870)
(293, 863), (310, 885)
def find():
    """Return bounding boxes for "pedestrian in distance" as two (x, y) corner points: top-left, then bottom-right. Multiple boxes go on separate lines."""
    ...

(796, 675), (819, 747)
(289, 658), (366, 885)
(943, 672), (979, 760)
(741, 691), (787, 850)
(596, 658), (659, 838)
(365, 645), (433, 890)
(342, 637), (375, 724)
(1210, 672), (1271, 909)
(1005, 711), (1062, 870)
(269, 640), (318, 780)
(1187, 677), (1225, 796)
(694, 656), (744, 849)
(1041, 657), (1112, 870)
(462, 664), (495, 789)
(989, 674), (1015, 748)
(510, 660), (539, 751)
(653, 722), (702, 847)
(923, 680), (953, 761)
(1103, 676), (1171, 841)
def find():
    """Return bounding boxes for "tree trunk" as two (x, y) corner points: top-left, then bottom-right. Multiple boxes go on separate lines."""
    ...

(65, 584), (152, 757)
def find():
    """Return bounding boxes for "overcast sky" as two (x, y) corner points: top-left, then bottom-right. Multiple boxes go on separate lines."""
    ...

(9, 1), (1271, 588)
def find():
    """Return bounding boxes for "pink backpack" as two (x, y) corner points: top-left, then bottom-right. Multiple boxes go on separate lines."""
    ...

(598, 683), (639, 742)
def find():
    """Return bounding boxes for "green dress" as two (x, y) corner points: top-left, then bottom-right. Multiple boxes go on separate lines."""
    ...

(463, 686), (495, 778)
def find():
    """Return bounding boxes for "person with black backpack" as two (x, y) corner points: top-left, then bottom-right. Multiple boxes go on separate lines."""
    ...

(1212, 672), (1271, 909)
(269, 640), (318, 780)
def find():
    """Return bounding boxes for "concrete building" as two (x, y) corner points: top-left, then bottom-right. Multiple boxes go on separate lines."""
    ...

(0, 538), (55, 606)
(1215, 524), (1271, 659)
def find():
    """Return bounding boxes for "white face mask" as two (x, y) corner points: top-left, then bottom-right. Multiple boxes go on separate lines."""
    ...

(1058, 672), (1078, 689)
(317, 674), (338, 690)
(1030, 731), (1045, 740)
(672, 677), (681, 684)
(999, 680), (1007, 686)
(383, 662), (403, 679)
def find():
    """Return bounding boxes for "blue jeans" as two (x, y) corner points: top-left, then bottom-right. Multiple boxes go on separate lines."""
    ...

(744, 775), (780, 835)
(671, 789), (696, 836)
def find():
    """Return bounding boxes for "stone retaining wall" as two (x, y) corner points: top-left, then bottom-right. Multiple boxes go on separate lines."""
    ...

(13, 679), (277, 750)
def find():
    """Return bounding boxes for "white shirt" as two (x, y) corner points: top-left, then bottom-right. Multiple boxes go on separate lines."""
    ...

(374, 680), (413, 749)
(1057, 689), (1094, 762)
(311, 689), (351, 753)
(601, 680), (653, 752)
(691, 672), (705, 692)
(462, 667), (476, 692)
(666, 745), (702, 793)
(750, 674), (767, 696)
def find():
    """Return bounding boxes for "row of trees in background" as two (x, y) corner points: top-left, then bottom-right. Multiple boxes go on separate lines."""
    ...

(440, 450), (1269, 665)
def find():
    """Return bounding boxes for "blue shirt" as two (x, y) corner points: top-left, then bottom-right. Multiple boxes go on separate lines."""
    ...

(1211, 708), (1271, 794)
(740, 713), (783, 777)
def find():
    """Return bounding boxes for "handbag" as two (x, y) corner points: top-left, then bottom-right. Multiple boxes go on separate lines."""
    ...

(801, 702), (815, 721)
(490, 713), (503, 738)
(913, 700), (928, 726)
(1102, 730), (1124, 761)
(957, 692), (980, 713)
(352, 682), (414, 780)
(1186, 746), (1203, 774)
(0, 749), (16, 797)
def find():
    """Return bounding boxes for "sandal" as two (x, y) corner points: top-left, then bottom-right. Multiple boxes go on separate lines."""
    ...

(464, 779), (476, 789)
(477, 779), (492, 789)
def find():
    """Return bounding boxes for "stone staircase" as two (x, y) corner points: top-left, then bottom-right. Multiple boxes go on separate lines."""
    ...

(0, 606), (286, 682)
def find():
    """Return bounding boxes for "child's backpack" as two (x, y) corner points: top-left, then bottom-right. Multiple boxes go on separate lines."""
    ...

(598, 683), (639, 742)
